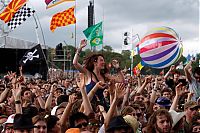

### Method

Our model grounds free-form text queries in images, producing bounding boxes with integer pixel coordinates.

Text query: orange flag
[0,0,27,23]
[50,6,76,32]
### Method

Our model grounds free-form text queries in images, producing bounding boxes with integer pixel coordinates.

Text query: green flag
[83,22,103,46]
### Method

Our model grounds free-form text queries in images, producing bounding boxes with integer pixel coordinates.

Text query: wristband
[15,100,21,104]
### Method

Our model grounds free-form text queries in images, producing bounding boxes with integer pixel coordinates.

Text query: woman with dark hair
[32,115,47,133]
[73,39,124,104]
[143,109,173,133]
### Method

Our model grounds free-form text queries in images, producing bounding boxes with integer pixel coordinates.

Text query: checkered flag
[7,4,35,30]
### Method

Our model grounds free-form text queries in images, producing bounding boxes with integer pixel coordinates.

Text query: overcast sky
[0,0,199,56]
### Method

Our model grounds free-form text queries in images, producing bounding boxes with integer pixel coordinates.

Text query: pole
[130,29,133,76]
[33,14,40,44]
[64,48,66,72]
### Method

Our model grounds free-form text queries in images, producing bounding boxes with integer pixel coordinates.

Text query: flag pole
[73,0,77,79]
[131,28,133,76]
[33,14,40,44]
[101,7,104,54]
[33,14,49,79]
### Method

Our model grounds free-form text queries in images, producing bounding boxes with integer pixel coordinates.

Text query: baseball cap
[3,114,15,125]
[184,101,200,110]
[155,97,171,107]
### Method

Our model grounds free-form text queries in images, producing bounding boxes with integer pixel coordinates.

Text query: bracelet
[15,100,21,104]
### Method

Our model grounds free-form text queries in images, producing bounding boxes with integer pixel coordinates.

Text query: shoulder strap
[92,71,99,82]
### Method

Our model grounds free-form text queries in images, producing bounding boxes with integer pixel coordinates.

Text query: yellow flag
[137,62,144,70]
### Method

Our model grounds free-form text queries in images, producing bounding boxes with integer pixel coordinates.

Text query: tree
[103,45,113,52]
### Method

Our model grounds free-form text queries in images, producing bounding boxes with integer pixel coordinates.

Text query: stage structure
[0,36,48,79]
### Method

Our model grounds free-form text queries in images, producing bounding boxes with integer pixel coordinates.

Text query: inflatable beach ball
[138,27,183,69]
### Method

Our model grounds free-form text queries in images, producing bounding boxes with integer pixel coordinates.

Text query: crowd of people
[0,39,200,133]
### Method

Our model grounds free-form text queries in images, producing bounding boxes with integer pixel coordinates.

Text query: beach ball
[138,27,183,69]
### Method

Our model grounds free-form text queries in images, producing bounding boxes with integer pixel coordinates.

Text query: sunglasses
[88,122,99,126]
[190,108,198,111]
[75,122,88,128]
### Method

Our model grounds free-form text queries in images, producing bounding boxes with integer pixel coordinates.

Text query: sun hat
[123,115,139,133]
[169,110,185,127]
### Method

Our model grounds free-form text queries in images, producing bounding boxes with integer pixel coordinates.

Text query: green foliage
[49,44,200,74]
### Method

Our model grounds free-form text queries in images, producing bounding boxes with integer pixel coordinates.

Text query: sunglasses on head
[75,122,88,128]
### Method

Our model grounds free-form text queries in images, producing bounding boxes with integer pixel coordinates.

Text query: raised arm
[32,86,45,109]
[12,82,22,114]
[170,83,184,110]
[137,76,151,93]
[184,61,193,83]
[79,73,93,115]
[45,83,56,111]
[164,65,175,80]
[60,94,77,126]
[0,84,10,103]
[73,39,88,74]
[104,83,126,129]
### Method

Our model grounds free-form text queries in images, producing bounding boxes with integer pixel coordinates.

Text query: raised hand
[115,83,126,99]
[169,65,175,72]
[175,83,185,96]
[68,93,78,104]
[79,39,87,49]
[12,82,22,101]
[145,75,152,83]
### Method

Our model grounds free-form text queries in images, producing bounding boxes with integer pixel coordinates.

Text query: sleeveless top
[85,72,104,103]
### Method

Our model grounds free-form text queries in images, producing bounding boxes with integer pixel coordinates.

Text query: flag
[83,22,103,46]
[50,6,76,32]
[19,44,45,66]
[132,34,138,44]
[137,62,144,70]
[131,47,139,56]
[7,4,35,30]
[45,0,75,9]
[0,0,27,23]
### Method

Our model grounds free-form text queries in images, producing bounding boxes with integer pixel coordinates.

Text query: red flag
[0,0,27,23]
[50,6,76,32]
